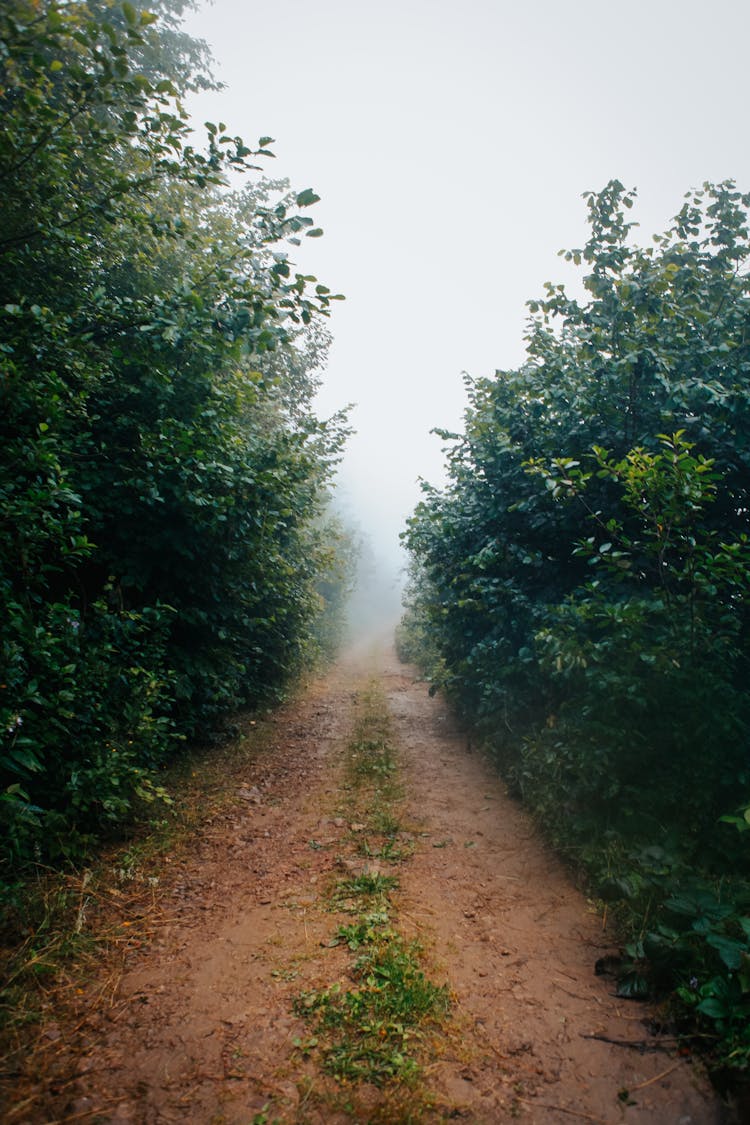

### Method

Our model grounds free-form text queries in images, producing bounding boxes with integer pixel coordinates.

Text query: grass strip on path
[292,679,449,1116]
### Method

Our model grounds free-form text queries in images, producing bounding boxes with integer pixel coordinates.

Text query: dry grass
[0,704,283,1121]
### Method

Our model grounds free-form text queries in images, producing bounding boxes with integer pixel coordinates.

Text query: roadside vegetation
[0,0,354,886]
[0,702,287,1118]
[400,181,750,1080]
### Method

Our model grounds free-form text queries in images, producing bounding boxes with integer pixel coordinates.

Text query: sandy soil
[6,643,728,1124]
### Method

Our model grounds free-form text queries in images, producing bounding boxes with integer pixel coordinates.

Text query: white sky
[182,0,750,574]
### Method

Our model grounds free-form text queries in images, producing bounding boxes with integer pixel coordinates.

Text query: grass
[292,679,450,1108]
[334,871,400,904]
[294,929,449,1085]
[0,706,283,1119]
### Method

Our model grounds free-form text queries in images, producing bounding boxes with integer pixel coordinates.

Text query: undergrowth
[583,836,750,1077]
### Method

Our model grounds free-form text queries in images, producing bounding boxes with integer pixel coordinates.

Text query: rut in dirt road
[13,645,725,1124]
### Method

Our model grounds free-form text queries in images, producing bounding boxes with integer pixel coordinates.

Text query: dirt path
[9,644,725,1124]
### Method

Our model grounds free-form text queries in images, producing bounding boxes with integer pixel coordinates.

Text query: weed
[370,809,402,836]
[0,874,102,1031]
[336,911,391,949]
[295,930,447,1086]
[355,936,449,1022]
[271,967,300,982]
[250,1107,282,1125]
[293,679,449,1097]
[335,871,399,902]
[359,836,412,863]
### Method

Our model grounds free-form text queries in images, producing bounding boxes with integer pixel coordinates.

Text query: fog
[183,0,750,594]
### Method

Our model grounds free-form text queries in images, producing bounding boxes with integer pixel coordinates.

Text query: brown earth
[3,642,729,1124]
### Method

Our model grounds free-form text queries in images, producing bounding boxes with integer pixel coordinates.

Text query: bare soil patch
[2,643,726,1124]
[383,653,724,1123]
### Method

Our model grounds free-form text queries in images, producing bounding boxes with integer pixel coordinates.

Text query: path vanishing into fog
[14,643,724,1124]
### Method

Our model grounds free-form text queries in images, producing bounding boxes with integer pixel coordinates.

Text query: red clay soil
[3,643,729,1124]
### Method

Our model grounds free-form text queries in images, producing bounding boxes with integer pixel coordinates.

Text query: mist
[182,0,750,612]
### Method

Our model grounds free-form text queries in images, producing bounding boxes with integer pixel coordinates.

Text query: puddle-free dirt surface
[6,643,726,1123]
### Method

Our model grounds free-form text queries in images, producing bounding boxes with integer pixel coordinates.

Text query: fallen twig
[47,1096,132,1124]
[553,980,602,1004]
[580,1032,673,1051]
[516,1098,605,1123]
[629,1060,683,1091]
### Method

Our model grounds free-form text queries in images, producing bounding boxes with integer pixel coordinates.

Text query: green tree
[0,0,347,869]
[403,180,750,837]
[402,181,750,1068]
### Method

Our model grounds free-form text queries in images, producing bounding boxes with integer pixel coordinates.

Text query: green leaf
[697,996,728,1021]
[296,188,320,207]
[616,972,650,999]
[706,934,746,971]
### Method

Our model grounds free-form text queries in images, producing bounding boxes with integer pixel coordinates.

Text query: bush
[401,182,750,1072]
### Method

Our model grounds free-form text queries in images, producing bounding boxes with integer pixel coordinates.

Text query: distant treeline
[400,181,750,1074]
[0,0,354,874]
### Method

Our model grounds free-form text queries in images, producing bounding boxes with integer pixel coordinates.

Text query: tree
[402,181,750,840]
[402,182,750,1066]
[0,1,347,868]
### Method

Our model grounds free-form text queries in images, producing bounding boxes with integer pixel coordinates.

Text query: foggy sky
[183,0,750,577]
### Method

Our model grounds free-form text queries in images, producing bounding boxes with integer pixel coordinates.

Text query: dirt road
[11,644,725,1123]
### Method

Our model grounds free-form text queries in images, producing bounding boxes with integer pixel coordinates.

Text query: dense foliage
[401,181,750,1070]
[0,0,351,871]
